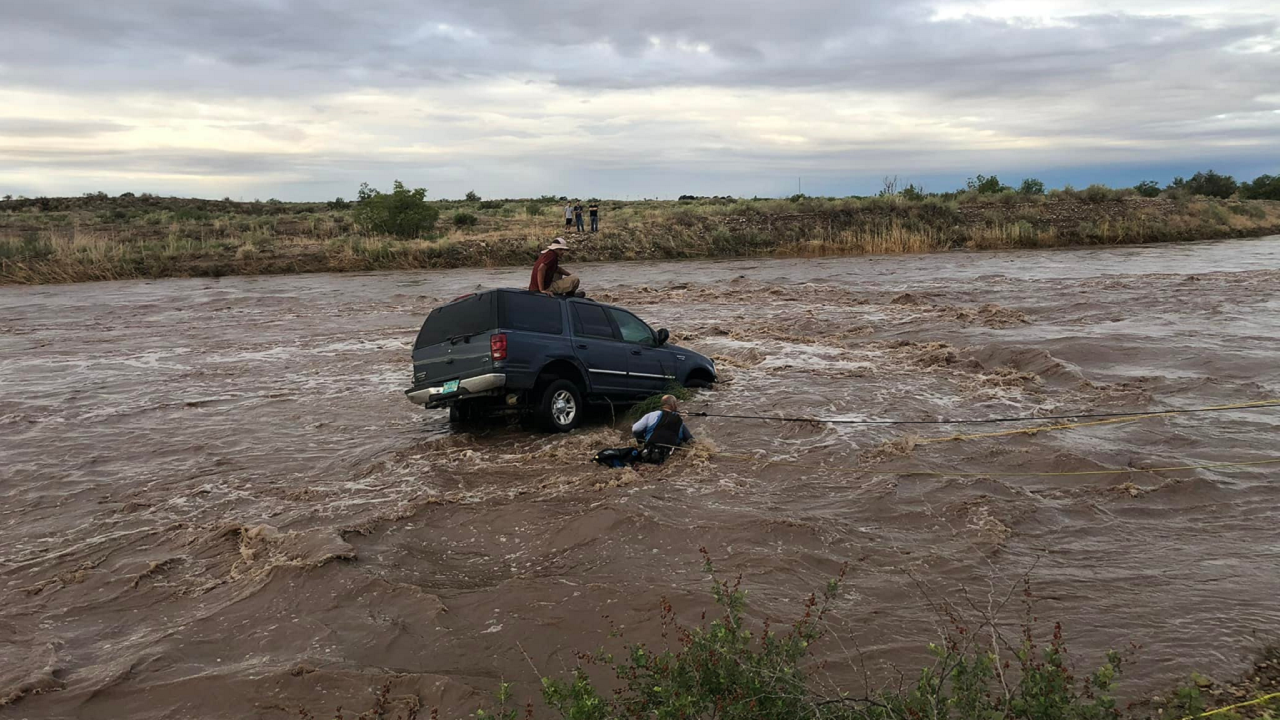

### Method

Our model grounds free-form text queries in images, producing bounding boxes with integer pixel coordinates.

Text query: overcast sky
[1,0,1278,200]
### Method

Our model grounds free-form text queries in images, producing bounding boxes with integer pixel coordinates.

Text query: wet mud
[2,239,1279,718]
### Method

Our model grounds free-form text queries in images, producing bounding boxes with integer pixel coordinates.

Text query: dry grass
[3,196,1279,285]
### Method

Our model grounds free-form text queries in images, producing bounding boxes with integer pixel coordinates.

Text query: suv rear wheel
[537,379,583,433]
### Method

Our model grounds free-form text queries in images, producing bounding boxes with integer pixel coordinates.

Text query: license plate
[442,380,460,394]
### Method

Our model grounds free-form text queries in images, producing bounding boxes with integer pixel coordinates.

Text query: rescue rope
[690,451,1280,479]
[687,399,1280,428]
[1175,691,1280,720]
[918,399,1280,445]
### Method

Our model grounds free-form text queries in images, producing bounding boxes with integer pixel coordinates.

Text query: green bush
[452,211,479,228]
[1081,184,1116,203]
[966,174,1011,194]
[1134,181,1162,198]
[900,184,927,201]
[465,190,480,202]
[1241,174,1280,200]
[478,200,505,210]
[1018,178,1046,196]
[478,554,1130,720]
[1169,170,1238,199]
[525,203,543,217]
[352,181,439,238]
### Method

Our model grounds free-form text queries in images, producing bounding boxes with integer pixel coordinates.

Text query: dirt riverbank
[2,195,1279,284]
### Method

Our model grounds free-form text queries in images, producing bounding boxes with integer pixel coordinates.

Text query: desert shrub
[477,200,505,210]
[966,174,1011,194]
[1229,203,1266,219]
[352,181,439,238]
[1240,174,1280,200]
[1048,185,1079,202]
[452,211,478,228]
[1080,184,1116,203]
[1170,170,1238,199]
[327,197,350,210]
[173,208,211,222]
[1199,202,1232,226]
[465,190,480,202]
[1018,178,1046,196]
[627,384,694,421]
[1134,180,1162,198]
[900,184,927,201]
[525,203,543,217]
[478,554,1129,720]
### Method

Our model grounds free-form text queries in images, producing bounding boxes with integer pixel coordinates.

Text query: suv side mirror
[656,328,670,346]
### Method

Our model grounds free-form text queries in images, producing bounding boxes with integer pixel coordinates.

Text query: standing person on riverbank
[589,202,599,232]
[574,202,585,232]
[564,202,573,229]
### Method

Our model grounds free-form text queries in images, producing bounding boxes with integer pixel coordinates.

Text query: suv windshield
[414,293,495,349]
[608,309,655,346]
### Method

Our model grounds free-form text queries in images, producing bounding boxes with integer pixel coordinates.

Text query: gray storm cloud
[0,0,1277,199]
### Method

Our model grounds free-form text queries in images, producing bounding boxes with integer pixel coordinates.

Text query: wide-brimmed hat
[546,237,570,251]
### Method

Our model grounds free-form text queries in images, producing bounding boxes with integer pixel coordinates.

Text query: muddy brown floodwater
[3,238,1280,719]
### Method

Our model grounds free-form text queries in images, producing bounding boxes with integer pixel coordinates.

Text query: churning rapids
[3,238,1280,719]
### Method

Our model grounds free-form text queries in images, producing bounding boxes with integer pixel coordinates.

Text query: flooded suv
[405,289,717,432]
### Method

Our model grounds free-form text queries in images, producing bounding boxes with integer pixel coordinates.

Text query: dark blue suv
[405,289,717,431]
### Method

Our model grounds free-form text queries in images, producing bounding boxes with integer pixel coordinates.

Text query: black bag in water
[592,447,640,469]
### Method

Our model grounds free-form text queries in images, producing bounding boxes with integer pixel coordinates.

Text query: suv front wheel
[536,379,583,433]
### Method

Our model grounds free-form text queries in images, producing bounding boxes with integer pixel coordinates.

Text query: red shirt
[529,251,559,291]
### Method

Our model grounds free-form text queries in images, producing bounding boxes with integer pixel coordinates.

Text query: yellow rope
[1174,691,1280,720]
[704,451,1280,479]
[918,399,1280,445]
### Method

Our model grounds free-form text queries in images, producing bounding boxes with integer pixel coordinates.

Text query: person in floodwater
[632,395,694,464]
[529,237,581,297]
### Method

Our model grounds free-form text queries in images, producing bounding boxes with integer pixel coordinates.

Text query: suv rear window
[414,293,496,349]
[501,292,564,335]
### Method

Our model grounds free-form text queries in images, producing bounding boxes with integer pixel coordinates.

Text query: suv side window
[502,293,564,335]
[608,309,655,346]
[572,303,616,340]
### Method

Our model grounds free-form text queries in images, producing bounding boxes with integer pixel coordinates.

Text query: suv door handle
[576,343,588,349]
[630,349,642,356]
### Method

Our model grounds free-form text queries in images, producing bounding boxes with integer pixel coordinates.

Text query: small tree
[465,190,480,202]
[353,181,439,238]
[1134,180,1162,198]
[1018,178,1046,196]
[1,194,11,202]
[967,174,1010,194]
[1241,174,1280,200]
[1171,170,1238,199]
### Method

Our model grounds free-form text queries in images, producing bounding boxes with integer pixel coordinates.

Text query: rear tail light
[490,333,507,362]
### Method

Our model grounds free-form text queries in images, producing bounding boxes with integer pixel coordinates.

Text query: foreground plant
[477,551,1129,720]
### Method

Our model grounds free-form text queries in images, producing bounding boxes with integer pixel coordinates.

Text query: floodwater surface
[2,239,1280,718]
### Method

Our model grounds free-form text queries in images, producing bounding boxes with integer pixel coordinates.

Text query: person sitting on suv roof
[529,237,581,297]
[631,395,694,464]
